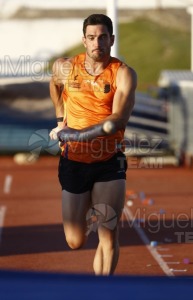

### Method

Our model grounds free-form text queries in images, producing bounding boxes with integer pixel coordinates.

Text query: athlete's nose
[94,37,101,48]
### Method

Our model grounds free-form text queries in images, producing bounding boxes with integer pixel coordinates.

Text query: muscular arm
[50,78,64,121]
[49,58,72,139]
[106,64,137,130]
[50,58,70,123]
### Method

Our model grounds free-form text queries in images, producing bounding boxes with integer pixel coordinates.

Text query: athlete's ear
[82,36,87,48]
[110,35,115,47]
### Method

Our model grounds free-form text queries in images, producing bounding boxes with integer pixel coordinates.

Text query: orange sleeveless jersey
[61,53,125,163]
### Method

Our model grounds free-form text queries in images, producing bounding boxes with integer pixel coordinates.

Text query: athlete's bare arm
[50,81,64,120]
[106,63,137,129]
[49,58,72,139]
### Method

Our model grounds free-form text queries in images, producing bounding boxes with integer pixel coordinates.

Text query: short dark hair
[83,14,113,37]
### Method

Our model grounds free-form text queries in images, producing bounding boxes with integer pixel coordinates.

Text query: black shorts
[58,152,127,194]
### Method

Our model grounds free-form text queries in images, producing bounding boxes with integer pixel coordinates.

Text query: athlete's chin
[91,53,105,61]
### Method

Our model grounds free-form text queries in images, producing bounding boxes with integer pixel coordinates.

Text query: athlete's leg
[62,190,91,249]
[91,179,125,275]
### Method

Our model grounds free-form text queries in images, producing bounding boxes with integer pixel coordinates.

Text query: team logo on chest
[68,74,81,90]
[104,83,111,93]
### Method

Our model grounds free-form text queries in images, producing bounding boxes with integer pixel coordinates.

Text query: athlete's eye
[88,36,95,41]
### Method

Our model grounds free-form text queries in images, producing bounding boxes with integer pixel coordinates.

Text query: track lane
[0,155,193,276]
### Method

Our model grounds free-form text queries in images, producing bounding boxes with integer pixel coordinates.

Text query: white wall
[0,0,192,77]
[0,0,193,18]
[0,19,83,59]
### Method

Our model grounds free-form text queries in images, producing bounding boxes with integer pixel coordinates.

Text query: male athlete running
[49,14,137,275]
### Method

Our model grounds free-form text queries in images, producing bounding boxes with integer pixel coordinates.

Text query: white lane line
[123,206,174,277]
[3,175,12,194]
[159,254,173,258]
[0,206,7,243]
[170,269,187,273]
[157,247,170,251]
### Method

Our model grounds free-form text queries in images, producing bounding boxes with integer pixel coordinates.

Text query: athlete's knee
[65,234,86,250]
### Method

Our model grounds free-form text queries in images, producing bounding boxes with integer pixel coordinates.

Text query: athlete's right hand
[49,124,66,140]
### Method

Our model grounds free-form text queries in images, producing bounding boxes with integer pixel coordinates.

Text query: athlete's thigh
[62,190,91,234]
[91,180,126,220]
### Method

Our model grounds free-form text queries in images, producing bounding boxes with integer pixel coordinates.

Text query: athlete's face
[82,24,114,61]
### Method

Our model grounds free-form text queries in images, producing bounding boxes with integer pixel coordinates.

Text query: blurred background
[0,0,193,166]
[1,2,193,292]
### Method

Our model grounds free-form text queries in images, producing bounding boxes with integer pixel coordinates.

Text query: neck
[84,53,111,76]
